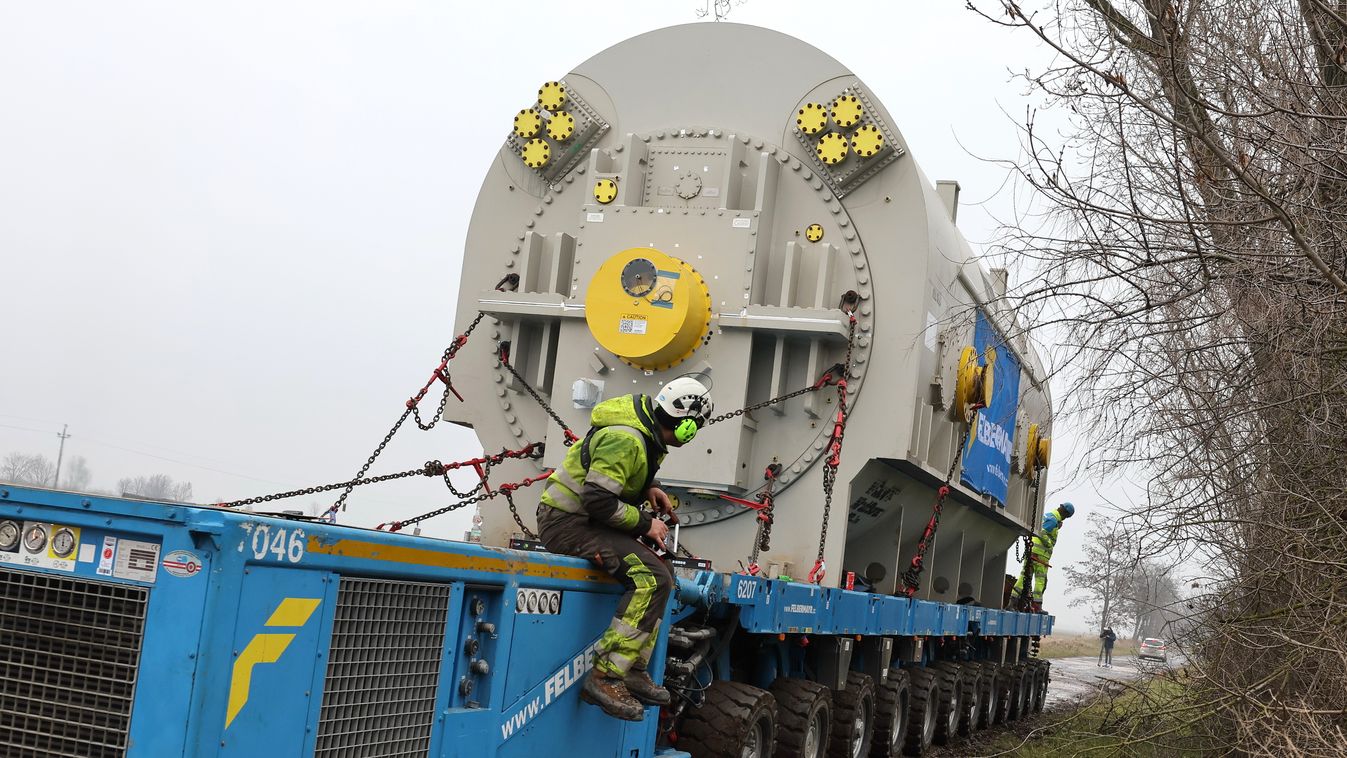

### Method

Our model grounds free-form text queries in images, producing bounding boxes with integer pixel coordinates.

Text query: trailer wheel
[975,663,998,730]
[902,667,938,756]
[1030,661,1050,713]
[957,664,982,735]
[930,663,962,746]
[993,665,1013,724]
[870,669,909,758]
[829,671,874,758]
[1004,665,1027,722]
[679,680,777,758]
[769,677,832,758]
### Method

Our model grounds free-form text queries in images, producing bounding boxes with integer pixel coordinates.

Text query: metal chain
[329,312,487,516]
[705,363,845,426]
[503,489,537,540]
[808,319,857,584]
[217,460,445,509]
[746,463,783,570]
[383,469,550,533]
[497,342,579,445]
[900,420,975,597]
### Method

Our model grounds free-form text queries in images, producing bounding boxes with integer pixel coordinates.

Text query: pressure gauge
[51,528,77,559]
[0,520,19,551]
[621,258,658,297]
[23,523,48,554]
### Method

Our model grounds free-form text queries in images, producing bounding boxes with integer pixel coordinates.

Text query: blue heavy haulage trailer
[0,485,1051,758]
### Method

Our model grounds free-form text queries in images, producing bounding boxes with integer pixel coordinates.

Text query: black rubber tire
[1031,660,1050,713]
[903,667,938,756]
[930,663,962,746]
[957,665,982,736]
[829,671,875,758]
[770,677,832,758]
[680,680,778,758]
[1004,665,1027,723]
[870,669,909,758]
[993,665,1014,725]
[975,663,998,730]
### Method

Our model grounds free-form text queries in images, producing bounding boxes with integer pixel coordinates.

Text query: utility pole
[53,424,70,488]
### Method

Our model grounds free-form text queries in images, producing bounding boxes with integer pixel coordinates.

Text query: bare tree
[118,474,193,503]
[1063,512,1134,631]
[62,456,92,491]
[0,453,56,486]
[971,0,1347,752]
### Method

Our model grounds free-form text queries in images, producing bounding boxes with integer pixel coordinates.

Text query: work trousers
[1099,645,1114,665]
[1012,561,1049,602]
[537,504,672,677]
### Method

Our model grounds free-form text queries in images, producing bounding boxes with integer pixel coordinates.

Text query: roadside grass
[955,670,1214,757]
[1035,634,1138,660]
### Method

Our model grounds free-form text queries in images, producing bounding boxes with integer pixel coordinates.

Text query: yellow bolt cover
[513,108,542,139]
[1024,424,1051,475]
[585,247,712,371]
[796,102,828,135]
[546,110,576,141]
[952,345,995,424]
[850,123,884,158]
[538,81,566,111]
[830,94,864,129]
[594,178,618,204]
[805,223,824,242]
[521,138,551,169]
[815,132,850,165]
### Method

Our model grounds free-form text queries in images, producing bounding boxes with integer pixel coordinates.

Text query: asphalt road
[1046,654,1170,706]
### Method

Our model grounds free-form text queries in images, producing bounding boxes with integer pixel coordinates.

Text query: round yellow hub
[546,110,576,141]
[513,108,542,139]
[538,81,566,111]
[585,248,712,371]
[796,102,828,135]
[805,223,824,242]
[521,138,551,168]
[850,124,884,157]
[594,178,618,204]
[830,94,864,128]
[816,132,850,165]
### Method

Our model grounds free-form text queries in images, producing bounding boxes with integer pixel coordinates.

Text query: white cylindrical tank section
[449,24,1053,604]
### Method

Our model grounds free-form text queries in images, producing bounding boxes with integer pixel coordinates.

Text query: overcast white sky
[0,1,1125,631]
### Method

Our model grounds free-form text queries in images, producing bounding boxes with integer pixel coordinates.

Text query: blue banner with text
[959,310,1021,506]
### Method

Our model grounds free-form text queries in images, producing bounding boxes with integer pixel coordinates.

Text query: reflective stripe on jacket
[540,394,667,533]
[1031,505,1070,563]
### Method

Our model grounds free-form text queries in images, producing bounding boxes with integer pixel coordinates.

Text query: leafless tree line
[971,0,1347,753]
[1062,511,1186,639]
[1,450,193,502]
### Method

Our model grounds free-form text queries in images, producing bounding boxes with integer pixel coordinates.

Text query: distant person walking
[1097,627,1117,667]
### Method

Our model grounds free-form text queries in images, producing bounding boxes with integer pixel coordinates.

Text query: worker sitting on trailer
[1011,502,1075,612]
[536,375,713,721]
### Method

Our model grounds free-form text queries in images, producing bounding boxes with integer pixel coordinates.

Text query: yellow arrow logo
[225,597,321,728]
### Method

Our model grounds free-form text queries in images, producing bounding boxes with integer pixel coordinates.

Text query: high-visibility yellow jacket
[1030,505,1070,566]
[540,394,666,535]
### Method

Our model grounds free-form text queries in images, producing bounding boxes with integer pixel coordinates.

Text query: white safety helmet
[655,375,714,443]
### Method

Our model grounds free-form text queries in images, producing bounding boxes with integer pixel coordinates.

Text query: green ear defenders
[674,417,700,444]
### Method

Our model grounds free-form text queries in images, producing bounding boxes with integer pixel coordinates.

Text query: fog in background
[0,2,1110,632]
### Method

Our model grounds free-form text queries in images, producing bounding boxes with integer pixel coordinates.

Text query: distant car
[1138,637,1168,661]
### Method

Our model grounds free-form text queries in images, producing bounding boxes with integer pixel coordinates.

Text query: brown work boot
[624,668,671,706]
[580,670,645,721]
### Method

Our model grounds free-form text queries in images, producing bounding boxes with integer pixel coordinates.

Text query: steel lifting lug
[495,273,520,292]
[497,341,511,364]
[764,462,782,480]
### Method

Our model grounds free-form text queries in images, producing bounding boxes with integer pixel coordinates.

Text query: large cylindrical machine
[450,23,1053,605]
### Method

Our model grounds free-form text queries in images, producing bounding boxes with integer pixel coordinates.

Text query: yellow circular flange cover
[805,223,824,242]
[521,138,551,169]
[952,345,996,423]
[1024,423,1041,475]
[585,247,712,371]
[1037,436,1051,469]
[513,108,542,139]
[816,132,850,165]
[850,124,884,158]
[546,110,576,141]
[594,178,618,204]
[831,94,864,129]
[796,102,828,135]
[538,81,566,111]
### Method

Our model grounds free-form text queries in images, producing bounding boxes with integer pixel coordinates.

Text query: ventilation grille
[0,567,148,758]
[314,577,451,758]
